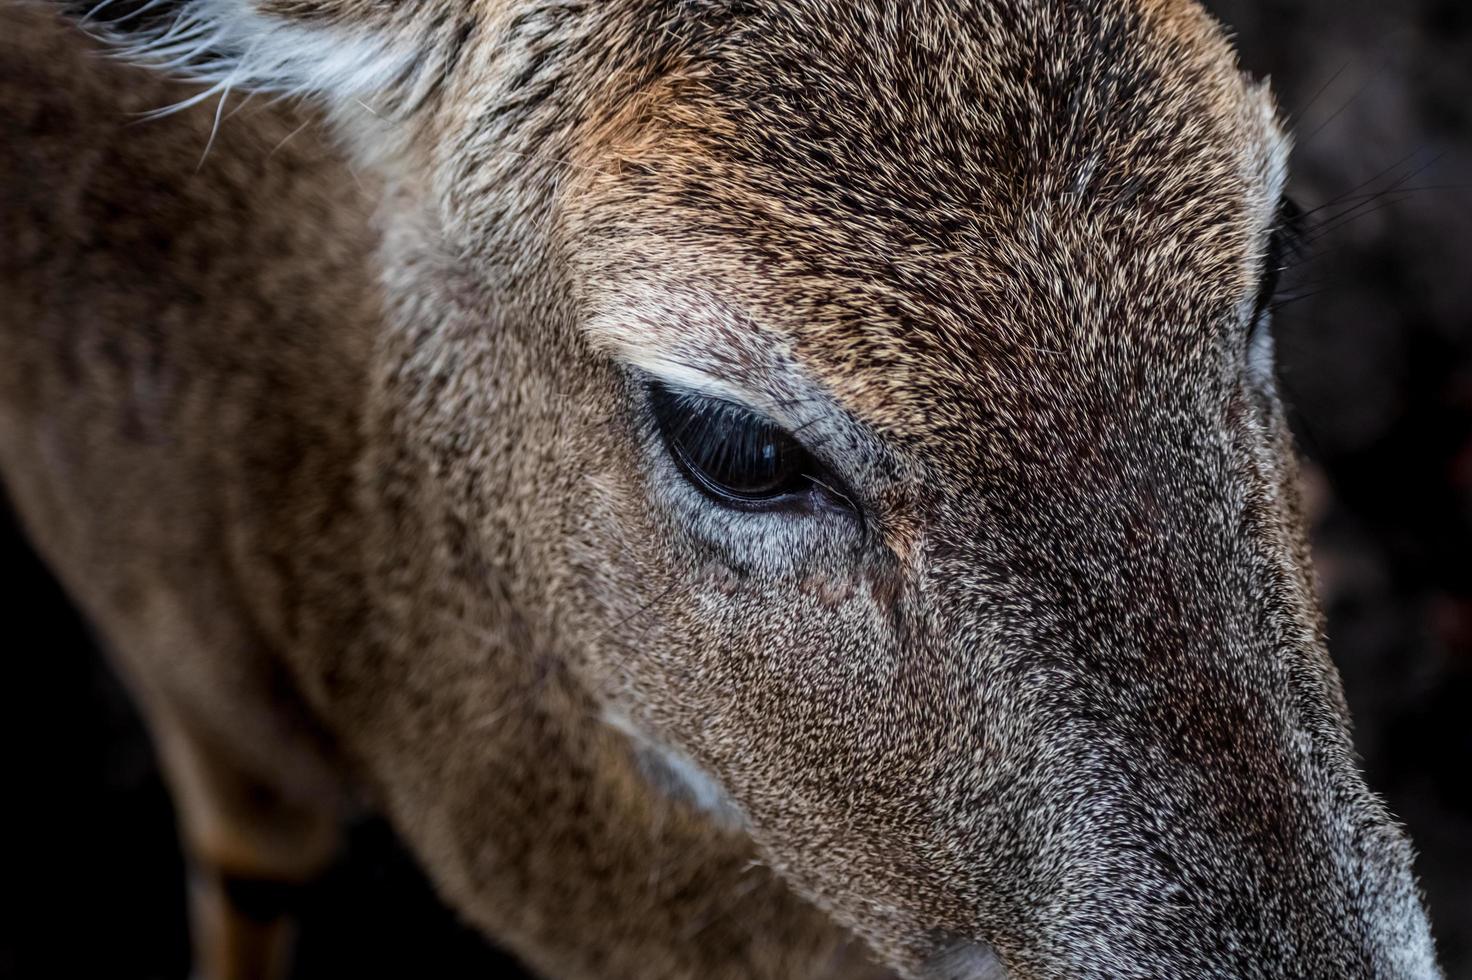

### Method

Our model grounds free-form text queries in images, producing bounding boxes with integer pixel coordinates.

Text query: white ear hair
[73,0,438,110]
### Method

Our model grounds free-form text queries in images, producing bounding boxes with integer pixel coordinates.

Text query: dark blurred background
[2,1,1469,977]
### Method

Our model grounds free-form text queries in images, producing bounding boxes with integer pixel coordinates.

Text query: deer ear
[67,0,465,113]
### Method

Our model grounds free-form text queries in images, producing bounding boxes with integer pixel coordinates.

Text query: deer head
[75,0,1441,976]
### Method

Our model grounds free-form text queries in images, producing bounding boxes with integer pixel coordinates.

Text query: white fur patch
[582,283,771,400]
[602,710,746,827]
[922,941,1011,980]
[84,0,417,105]
[582,283,798,415]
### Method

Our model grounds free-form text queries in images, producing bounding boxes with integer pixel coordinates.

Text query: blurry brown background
[2,1,1469,977]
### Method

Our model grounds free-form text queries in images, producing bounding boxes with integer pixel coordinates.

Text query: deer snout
[884,438,1446,979]
[900,681,1442,980]
[897,783,1438,979]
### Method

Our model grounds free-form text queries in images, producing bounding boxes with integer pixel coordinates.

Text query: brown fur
[0,1,1442,978]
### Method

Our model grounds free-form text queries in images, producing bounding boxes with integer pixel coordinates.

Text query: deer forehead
[560,0,1289,439]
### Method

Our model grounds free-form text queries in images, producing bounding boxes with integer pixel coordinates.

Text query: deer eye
[647,382,835,509]
[1251,197,1305,332]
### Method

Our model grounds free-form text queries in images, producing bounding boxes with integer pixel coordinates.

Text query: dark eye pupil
[649,383,811,503]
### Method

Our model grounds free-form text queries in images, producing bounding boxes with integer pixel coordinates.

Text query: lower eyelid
[1246,318,1276,383]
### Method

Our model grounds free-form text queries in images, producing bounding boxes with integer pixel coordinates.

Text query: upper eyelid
[645,378,827,455]
[652,384,820,469]
[677,390,842,479]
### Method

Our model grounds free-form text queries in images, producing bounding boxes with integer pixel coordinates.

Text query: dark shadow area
[0,507,530,980]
